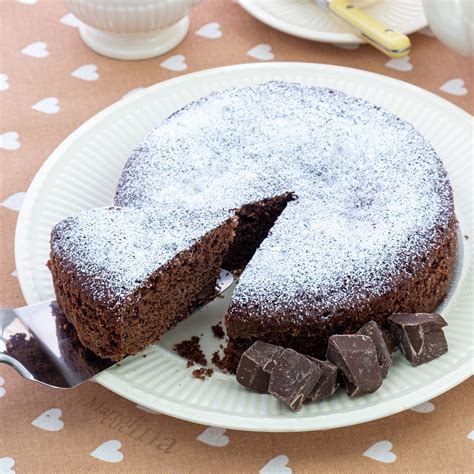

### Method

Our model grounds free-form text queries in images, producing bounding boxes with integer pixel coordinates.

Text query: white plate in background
[239,0,427,44]
[15,63,473,431]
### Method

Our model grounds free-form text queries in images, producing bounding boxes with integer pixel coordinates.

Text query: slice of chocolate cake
[48,206,238,361]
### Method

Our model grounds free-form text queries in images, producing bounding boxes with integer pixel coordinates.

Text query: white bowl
[422,0,474,56]
[64,0,201,60]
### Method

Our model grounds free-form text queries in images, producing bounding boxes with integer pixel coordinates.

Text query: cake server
[0,269,234,389]
[314,0,411,57]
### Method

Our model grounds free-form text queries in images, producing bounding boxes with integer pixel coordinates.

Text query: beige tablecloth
[1,0,473,472]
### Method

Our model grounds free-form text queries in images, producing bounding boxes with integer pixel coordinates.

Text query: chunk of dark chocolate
[305,357,338,401]
[358,321,395,378]
[268,348,322,411]
[326,334,382,397]
[236,341,284,393]
[387,313,448,366]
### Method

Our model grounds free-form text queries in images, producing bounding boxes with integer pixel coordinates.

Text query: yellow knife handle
[330,0,411,58]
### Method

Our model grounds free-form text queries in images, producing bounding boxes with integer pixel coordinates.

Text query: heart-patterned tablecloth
[0,0,472,472]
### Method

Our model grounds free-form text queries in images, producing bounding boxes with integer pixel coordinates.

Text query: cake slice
[48,206,238,361]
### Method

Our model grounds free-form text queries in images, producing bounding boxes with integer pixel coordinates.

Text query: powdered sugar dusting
[115,81,453,313]
[51,206,231,306]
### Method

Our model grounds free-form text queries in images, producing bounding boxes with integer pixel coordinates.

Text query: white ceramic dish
[15,63,473,432]
[64,0,201,60]
[239,0,427,44]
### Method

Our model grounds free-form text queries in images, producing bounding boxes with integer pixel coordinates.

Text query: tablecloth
[1,0,473,472]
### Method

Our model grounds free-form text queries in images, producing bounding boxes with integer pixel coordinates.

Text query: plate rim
[97,360,472,432]
[239,0,428,44]
[15,62,473,432]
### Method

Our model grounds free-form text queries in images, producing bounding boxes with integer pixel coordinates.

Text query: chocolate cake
[115,81,456,372]
[48,206,238,361]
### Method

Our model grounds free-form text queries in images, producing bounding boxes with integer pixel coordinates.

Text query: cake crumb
[464,235,469,240]
[186,360,194,368]
[173,336,207,366]
[192,367,213,380]
[211,350,228,372]
[211,322,225,339]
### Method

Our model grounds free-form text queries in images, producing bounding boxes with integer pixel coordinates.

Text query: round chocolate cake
[115,81,456,370]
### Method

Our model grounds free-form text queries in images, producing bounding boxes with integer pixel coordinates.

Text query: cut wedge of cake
[48,194,292,361]
[48,206,238,361]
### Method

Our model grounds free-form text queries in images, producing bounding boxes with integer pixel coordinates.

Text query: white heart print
[0,74,9,92]
[71,64,99,81]
[160,55,188,72]
[0,132,20,150]
[32,408,64,431]
[440,79,468,96]
[17,0,37,4]
[11,270,18,278]
[247,44,274,61]
[259,455,292,474]
[90,440,124,463]
[21,41,49,58]
[196,22,222,39]
[0,376,6,397]
[467,430,474,441]
[31,97,60,114]
[410,401,435,413]
[385,56,413,72]
[363,440,397,463]
[60,13,81,28]
[0,457,15,474]
[196,427,229,447]
[1,192,26,211]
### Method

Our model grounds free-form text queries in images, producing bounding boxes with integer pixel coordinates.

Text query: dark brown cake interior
[223,192,295,271]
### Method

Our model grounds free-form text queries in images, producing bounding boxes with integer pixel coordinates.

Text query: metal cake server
[0,269,234,389]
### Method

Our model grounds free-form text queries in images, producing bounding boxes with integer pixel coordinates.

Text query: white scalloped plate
[239,0,427,44]
[15,63,473,432]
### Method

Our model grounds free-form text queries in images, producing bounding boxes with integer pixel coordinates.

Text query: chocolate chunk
[387,313,448,366]
[305,357,338,401]
[358,321,395,378]
[326,335,382,397]
[268,349,322,411]
[236,341,284,393]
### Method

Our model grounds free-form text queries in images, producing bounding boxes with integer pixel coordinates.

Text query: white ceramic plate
[16,63,473,432]
[240,0,427,44]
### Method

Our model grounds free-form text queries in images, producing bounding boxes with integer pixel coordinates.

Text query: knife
[315,0,411,57]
